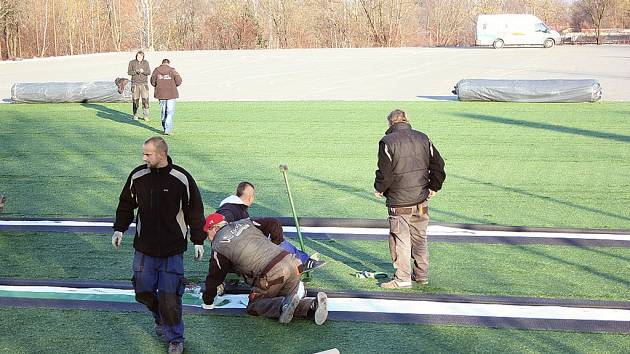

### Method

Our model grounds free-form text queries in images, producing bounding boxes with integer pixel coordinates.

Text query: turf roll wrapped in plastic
[11,80,131,103]
[453,79,602,103]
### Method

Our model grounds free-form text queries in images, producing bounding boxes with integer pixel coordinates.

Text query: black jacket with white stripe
[374,122,446,207]
[114,156,206,257]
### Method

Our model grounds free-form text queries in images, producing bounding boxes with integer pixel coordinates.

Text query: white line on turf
[3,220,628,241]
[2,285,629,322]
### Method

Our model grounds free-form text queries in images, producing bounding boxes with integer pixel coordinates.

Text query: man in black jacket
[374,109,446,289]
[112,136,205,354]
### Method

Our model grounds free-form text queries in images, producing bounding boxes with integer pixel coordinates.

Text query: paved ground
[1,45,629,102]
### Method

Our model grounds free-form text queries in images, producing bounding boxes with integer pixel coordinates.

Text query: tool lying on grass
[354,271,388,279]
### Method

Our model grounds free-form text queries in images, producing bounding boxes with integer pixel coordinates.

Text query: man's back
[376,122,440,207]
[211,219,284,277]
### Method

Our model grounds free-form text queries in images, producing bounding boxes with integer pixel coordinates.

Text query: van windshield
[534,22,548,32]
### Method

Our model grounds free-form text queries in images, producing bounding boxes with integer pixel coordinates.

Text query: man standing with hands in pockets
[374,109,446,289]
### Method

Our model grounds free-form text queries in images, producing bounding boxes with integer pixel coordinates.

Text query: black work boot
[168,341,184,354]
[278,294,300,324]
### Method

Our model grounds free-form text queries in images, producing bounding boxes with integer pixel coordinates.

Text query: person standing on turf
[127,50,151,121]
[217,181,325,272]
[201,213,328,325]
[150,59,182,135]
[112,136,205,354]
[374,109,446,289]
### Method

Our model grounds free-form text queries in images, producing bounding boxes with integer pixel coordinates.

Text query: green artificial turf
[1,232,628,302]
[0,101,629,228]
[0,308,628,354]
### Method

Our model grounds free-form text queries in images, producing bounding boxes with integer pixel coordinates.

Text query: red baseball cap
[203,212,225,232]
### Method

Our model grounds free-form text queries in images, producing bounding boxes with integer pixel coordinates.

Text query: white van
[476,14,561,48]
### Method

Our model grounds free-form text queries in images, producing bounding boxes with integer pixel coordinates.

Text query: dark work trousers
[387,201,430,283]
[246,254,315,320]
[131,83,149,115]
[132,250,185,343]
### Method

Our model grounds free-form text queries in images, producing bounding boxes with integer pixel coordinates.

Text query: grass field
[1,308,629,354]
[1,101,630,353]
[1,101,629,228]
[1,232,628,301]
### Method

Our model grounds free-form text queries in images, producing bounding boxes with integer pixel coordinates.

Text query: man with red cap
[201,212,328,325]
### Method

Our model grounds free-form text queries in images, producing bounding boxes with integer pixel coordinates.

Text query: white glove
[201,295,228,310]
[112,231,123,250]
[194,244,204,260]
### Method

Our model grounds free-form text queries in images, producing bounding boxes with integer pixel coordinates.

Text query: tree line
[1,0,629,60]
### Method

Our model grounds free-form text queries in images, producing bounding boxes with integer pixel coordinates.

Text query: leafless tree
[576,0,615,44]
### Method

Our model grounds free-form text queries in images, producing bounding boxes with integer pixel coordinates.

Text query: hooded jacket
[374,122,446,207]
[216,195,249,222]
[114,156,205,257]
[150,64,182,99]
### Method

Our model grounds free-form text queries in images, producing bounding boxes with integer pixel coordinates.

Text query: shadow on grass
[452,174,630,224]
[303,238,390,274]
[509,241,630,288]
[81,103,163,134]
[452,112,630,143]
[292,172,493,224]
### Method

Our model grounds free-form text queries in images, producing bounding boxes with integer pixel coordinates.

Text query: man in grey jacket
[127,50,151,121]
[374,109,446,289]
[201,213,328,325]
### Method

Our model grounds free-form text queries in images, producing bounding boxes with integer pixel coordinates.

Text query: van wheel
[492,39,504,49]
[543,39,554,48]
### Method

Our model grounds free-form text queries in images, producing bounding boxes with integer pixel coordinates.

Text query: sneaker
[313,292,328,325]
[380,279,412,289]
[278,294,300,324]
[154,323,164,338]
[310,252,321,261]
[132,115,139,121]
[302,259,326,273]
[168,341,184,354]
[143,116,150,122]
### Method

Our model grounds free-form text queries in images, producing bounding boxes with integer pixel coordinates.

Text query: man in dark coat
[374,109,446,289]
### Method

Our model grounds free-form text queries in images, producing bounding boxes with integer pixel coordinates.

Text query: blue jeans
[159,99,176,134]
[280,240,309,264]
[132,251,185,343]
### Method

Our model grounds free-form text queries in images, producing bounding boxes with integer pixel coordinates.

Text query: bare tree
[106,0,123,51]
[576,0,615,44]
[421,0,472,46]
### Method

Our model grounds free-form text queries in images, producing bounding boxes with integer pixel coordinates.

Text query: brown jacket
[127,59,150,84]
[150,64,182,99]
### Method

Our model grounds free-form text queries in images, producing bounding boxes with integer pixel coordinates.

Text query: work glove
[112,231,123,250]
[201,295,229,310]
[194,244,204,260]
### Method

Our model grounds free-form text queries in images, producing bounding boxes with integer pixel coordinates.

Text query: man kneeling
[201,213,328,325]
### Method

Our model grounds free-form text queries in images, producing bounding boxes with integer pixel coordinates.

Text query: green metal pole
[279,164,311,281]
[279,164,306,251]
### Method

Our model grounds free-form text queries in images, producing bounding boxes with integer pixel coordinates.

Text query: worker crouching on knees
[201,213,328,325]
